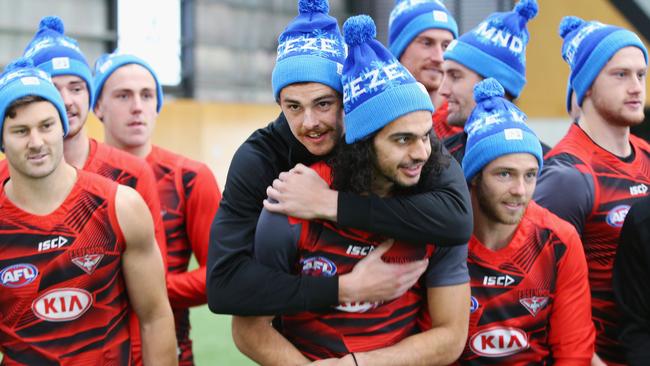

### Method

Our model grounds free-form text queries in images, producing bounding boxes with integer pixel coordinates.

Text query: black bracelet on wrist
[351,352,359,366]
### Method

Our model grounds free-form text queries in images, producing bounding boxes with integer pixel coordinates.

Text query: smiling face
[279,82,344,156]
[439,60,483,127]
[2,99,64,180]
[585,46,647,127]
[94,64,158,156]
[400,28,454,95]
[471,153,539,226]
[371,110,433,197]
[52,75,89,139]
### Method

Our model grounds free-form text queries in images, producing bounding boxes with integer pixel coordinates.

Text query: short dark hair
[5,95,47,119]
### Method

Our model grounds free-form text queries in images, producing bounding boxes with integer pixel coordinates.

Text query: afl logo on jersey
[469,327,529,357]
[1,263,38,288]
[32,288,93,322]
[470,296,479,313]
[606,205,630,228]
[301,256,337,277]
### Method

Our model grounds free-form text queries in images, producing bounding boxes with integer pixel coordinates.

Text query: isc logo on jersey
[630,183,648,196]
[32,288,93,322]
[1,263,38,288]
[606,205,630,228]
[37,236,69,252]
[483,275,515,287]
[470,327,529,357]
[301,256,337,277]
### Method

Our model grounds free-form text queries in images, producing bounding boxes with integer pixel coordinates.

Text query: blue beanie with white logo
[443,0,538,98]
[23,16,95,108]
[92,51,164,113]
[342,15,433,144]
[462,78,542,182]
[0,57,69,151]
[559,16,648,111]
[388,0,458,59]
[272,0,346,101]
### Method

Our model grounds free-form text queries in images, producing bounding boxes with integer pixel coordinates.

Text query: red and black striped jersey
[84,138,167,266]
[535,123,650,364]
[0,171,131,365]
[254,162,469,360]
[433,101,463,140]
[146,145,221,365]
[84,138,168,366]
[458,201,594,365]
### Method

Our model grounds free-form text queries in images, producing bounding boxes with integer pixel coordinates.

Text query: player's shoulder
[630,134,650,154]
[526,201,581,244]
[95,141,149,173]
[76,170,120,195]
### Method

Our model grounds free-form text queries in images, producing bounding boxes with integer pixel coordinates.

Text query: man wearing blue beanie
[208,0,472,325]
[436,0,550,164]
[535,16,650,366]
[9,17,171,365]
[0,57,176,365]
[459,78,595,364]
[233,15,469,365]
[387,0,461,139]
[93,49,222,366]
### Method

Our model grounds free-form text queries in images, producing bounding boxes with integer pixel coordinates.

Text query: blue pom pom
[343,15,376,47]
[559,16,585,38]
[514,0,538,21]
[474,78,505,103]
[5,57,35,73]
[298,0,329,14]
[39,16,64,34]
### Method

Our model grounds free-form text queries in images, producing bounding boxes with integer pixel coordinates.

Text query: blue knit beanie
[23,16,95,108]
[559,16,648,111]
[342,15,433,144]
[271,0,346,101]
[92,51,164,113]
[443,0,538,98]
[462,78,542,182]
[388,0,458,59]
[0,57,69,151]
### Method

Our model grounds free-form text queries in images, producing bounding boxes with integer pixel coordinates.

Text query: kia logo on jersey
[301,256,337,277]
[32,288,93,322]
[469,327,529,357]
[606,205,630,228]
[1,263,38,288]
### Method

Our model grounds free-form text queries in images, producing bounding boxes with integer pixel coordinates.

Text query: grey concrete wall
[194,0,348,103]
[0,0,110,70]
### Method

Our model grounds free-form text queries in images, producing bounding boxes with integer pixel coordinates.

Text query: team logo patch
[32,288,93,322]
[519,296,549,317]
[301,256,337,277]
[606,205,630,228]
[469,327,529,357]
[470,296,479,313]
[72,254,104,275]
[1,263,38,288]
